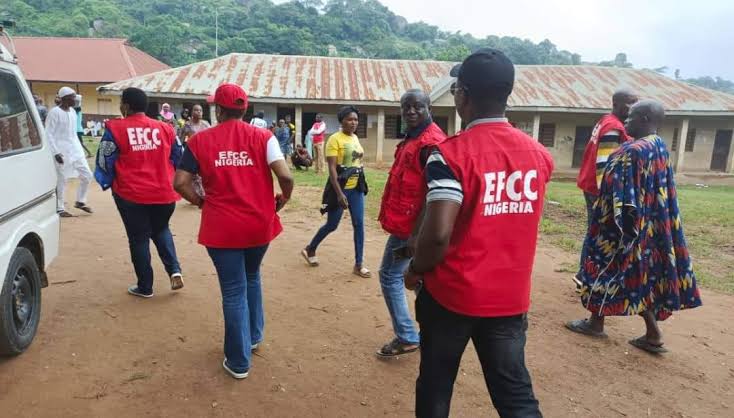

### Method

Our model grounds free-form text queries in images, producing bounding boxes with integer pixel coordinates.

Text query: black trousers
[415,289,542,418]
[113,193,181,294]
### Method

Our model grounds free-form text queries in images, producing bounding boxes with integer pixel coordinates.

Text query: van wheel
[0,247,42,356]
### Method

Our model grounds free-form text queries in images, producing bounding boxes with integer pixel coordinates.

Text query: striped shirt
[425,118,510,205]
[595,129,621,189]
[425,148,463,204]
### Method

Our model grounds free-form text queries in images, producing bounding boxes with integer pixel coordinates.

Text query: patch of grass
[541,181,734,294]
[289,171,734,293]
[553,236,581,253]
[554,262,578,274]
[82,136,99,158]
[291,167,388,221]
[540,217,570,235]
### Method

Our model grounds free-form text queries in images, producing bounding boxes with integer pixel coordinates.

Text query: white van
[0,23,59,355]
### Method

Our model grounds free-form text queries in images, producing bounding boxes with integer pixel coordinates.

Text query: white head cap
[58,86,76,98]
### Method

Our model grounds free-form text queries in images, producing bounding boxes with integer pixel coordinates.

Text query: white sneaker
[170,273,184,290]
[222,359,249,379]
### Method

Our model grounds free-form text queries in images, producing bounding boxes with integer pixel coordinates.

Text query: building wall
[662,117,734,172]
[505,111,601,169]
[29,81,121,121]
[124,91,734,173]
[250,103,278,125]
[250,102,455,163]
[504,111,734,173]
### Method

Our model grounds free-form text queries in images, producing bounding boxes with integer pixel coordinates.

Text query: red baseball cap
[207,83,249,110]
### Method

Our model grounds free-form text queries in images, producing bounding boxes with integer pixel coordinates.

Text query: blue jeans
[113,193,181,294]
[415,289,541,418]
[379,235,420,344]
[577,192,596,278]
[207,245,269,373]
[307,188,365,265]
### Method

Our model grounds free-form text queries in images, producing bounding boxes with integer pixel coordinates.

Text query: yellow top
[325,131,364,190]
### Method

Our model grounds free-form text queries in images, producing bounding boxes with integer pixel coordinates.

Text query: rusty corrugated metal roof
[99,54,734,113]
[99,53,453,103]
[510,65,734,113]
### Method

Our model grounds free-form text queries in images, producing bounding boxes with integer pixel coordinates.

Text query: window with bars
[685,128,696,152]
[539,123,556,147]
[356,113,367,138]
[385,114,404,139]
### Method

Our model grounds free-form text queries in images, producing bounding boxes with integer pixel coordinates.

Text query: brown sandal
[353,266,371,278]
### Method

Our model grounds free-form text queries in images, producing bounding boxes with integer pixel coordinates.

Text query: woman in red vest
[174,84,294,380]
[94,87,184,298]
[310,114,327,173]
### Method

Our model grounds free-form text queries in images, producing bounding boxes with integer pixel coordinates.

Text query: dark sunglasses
[449,82,468,96]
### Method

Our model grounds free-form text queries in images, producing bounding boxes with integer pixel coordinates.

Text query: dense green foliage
[0,0,584,66]
[1,0,732,93]
[679,76,734,94]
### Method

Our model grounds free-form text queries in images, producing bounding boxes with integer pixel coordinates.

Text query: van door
[0,67,57,232]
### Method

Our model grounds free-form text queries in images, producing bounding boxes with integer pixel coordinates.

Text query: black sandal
[565,319,608,338]
[629,336,668,354]
[376,338,419,358]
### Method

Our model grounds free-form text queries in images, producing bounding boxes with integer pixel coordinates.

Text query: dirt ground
[1,183,733,418]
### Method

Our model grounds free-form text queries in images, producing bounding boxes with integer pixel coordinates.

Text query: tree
[295,0,324,10]
[7,0,732,94]
[683,76,734,94]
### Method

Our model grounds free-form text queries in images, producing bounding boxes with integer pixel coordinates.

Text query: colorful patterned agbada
[580,135,702,321]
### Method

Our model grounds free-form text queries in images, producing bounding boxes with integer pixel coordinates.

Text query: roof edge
[500,106,734,116]
[14,36,128,41]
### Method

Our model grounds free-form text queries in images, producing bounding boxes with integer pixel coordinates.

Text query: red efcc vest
[576,114,629,195]
[186,120,282,248]
[379,122,446,239]
[106,114,179,204]
[425,121,554,317]
[311,121,326,144]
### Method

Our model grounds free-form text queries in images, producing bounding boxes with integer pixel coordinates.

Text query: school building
[99,53,734,173]
[13,37,168,121]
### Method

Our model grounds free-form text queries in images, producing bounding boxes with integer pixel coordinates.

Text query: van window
[0,69,42,157]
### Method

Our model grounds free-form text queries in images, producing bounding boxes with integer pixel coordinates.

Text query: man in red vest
[405,49,552,417]
[174,84,294,380]
[574,89,638,290]
[95,87,184,298]
[375,89,446,358]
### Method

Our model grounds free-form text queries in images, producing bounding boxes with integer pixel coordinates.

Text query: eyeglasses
[449,82,468,96]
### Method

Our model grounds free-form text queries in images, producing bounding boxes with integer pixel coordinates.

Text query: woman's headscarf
[160,103,174,121]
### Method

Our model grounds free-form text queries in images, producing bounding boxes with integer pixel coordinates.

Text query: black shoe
[127,285,153,298]
[376,338,419,358]
[57,210,74,218]
[74,202,94,213]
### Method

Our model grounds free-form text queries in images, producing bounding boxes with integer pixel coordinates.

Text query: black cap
[451,48,515,101]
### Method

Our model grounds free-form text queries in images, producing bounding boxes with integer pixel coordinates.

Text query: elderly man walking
[45,86,93,217]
